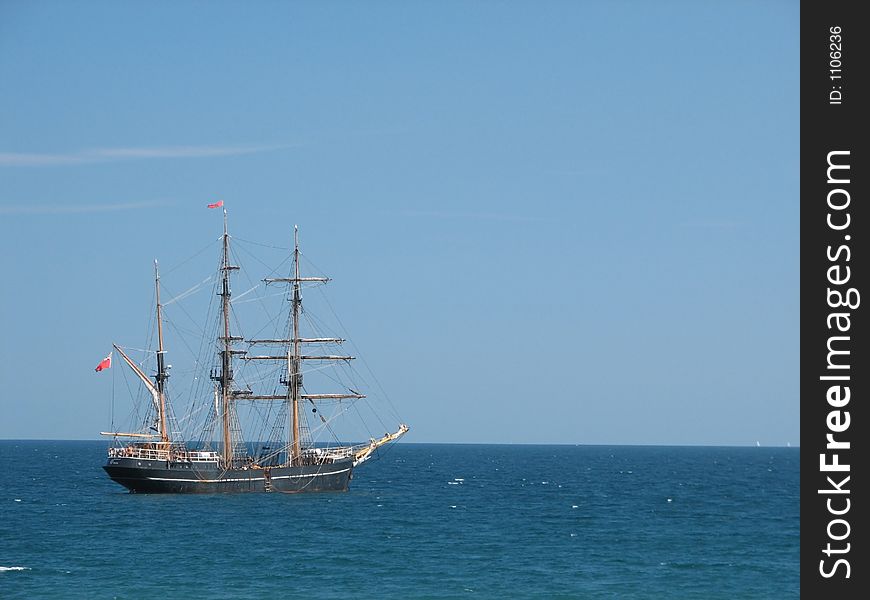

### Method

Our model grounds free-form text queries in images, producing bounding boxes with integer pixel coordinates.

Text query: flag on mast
[207,200,224,209]
[95,353,112,372]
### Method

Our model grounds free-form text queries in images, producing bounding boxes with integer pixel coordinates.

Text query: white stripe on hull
[144,467,351,483]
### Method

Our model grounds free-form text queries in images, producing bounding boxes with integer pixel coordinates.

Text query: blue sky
[0,1,798,445]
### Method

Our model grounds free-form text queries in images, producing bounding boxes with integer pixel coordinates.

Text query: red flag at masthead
[95,353,112,372]
[207,200,224,209]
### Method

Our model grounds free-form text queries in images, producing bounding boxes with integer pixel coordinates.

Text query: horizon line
[0,438,800,448]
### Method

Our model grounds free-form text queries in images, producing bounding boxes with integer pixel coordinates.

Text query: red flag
[95,353,112,372]
[207,200,224,209]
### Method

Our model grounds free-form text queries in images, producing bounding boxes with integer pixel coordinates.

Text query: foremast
[251,226,410,466]
[261,226,343,466]
[290,226,303,465]
[284,225,328,466]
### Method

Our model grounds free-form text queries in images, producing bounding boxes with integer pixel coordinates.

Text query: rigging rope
[314,285,404,425]
[165,237,221,275]
[163,275,214,306]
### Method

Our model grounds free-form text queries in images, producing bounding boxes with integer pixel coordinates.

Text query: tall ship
[100,210,408,493]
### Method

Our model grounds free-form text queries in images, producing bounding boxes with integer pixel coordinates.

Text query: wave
[0,566,30,572]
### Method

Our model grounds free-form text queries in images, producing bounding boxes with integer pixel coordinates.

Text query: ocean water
[0,442,798,599]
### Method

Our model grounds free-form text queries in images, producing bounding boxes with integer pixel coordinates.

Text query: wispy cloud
[0,143,294,167]
[393,209,553,223]
[0,200,169,215]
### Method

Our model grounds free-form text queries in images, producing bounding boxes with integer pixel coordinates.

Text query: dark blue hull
[103,457,353,493]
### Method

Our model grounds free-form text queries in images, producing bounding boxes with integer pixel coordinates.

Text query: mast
[290,225,302,465]
[257,226,400,465]
[154,261,169,443]
[260,227,335,465]
[217,209,238,465]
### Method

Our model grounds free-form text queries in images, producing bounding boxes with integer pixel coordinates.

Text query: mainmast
[216,209,239,465]
[154,261,169,444]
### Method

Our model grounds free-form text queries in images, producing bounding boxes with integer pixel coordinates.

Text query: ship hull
[103,457,353,493]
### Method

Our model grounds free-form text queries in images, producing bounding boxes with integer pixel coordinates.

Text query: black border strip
[802,1,867,595]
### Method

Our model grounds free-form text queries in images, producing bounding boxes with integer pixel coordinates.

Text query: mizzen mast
[154,260,169,444]
[104,264,172,443]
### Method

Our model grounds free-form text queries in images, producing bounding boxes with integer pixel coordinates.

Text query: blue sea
[1,442,798,598]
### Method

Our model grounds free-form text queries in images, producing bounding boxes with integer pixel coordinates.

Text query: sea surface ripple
[0,441,798,599]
